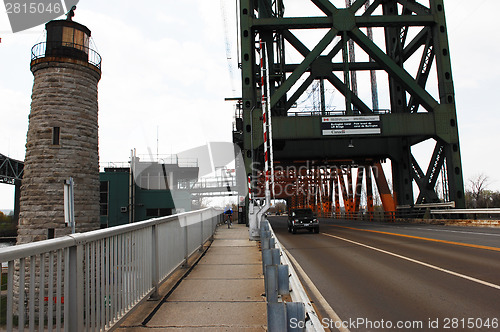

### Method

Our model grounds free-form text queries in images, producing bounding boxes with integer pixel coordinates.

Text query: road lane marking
[390,226,500,237]
[330,225,500,252]
[281,245,350,332]
[321,232,500,291]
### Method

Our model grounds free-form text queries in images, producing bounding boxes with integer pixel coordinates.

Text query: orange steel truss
[253,161,397,220]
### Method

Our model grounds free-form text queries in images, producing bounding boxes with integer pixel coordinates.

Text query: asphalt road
[268,217,500,331]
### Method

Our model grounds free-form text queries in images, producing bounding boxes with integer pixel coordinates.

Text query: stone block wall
[18,60,101,243]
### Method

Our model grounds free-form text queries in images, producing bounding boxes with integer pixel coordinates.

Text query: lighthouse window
[62,27,89,52]
[52,127,60,145]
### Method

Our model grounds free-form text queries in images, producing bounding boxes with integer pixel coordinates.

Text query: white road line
[281,245,350,332]
[321,233,500,291]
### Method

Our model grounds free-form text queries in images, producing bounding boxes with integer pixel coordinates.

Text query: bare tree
[467,173,489,208]
[274,201,287,215]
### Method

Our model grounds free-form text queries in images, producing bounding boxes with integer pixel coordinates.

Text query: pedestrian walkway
[117,223,267,331]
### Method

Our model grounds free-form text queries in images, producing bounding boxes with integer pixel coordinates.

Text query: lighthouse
[17,14,102,244]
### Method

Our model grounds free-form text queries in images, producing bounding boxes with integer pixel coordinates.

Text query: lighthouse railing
[31,41,102,69]
[0,207,223,331]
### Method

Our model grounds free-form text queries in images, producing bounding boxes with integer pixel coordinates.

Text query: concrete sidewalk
[118,223,267,331]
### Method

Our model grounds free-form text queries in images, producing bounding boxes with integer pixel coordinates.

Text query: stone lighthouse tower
[17,16,101,244]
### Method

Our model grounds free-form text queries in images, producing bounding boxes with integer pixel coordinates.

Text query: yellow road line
[329,225,500,252]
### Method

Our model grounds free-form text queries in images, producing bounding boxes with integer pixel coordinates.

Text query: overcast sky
[1,0,499,210]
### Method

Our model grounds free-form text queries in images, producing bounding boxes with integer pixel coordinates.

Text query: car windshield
[293,209,313,217]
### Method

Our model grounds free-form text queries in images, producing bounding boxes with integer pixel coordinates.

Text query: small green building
[99,157,199,228]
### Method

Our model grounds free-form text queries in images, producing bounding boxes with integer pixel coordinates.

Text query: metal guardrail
[332,207,500,222]
[260,219,324,332]
[333,211,399,222]
[396,202,456,210]
[431,208,500,215]
[191,177,236,189]
[135,155,198,168]
[0,208,223,331]
[31,41,102,69]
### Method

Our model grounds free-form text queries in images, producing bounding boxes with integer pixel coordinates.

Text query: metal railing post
[199,212,204,252]
[287,302,306,331]
[151,224,160,300]
[68,244,84,332]
[211,215,215,241]
[278,265,290,296]
[265,265,278,303]
[267,302,286,330]
[6,261,13,331]
[183,217,189,267]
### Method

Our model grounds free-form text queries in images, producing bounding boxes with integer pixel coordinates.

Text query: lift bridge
[0,1,481,330]
[233,0,465,222]
[0,153,23,220]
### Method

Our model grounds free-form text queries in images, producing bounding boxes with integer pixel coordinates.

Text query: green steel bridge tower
[234,0,465,225]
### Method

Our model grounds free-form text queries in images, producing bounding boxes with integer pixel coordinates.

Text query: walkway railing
[0,208,223,331]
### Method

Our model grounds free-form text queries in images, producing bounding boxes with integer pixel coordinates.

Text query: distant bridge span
[0,153,23,185]
[0,153,23,221]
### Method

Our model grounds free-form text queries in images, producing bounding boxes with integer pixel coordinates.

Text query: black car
[288,208,319,234]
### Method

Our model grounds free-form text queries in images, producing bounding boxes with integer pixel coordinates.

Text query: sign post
[64,177,75,234]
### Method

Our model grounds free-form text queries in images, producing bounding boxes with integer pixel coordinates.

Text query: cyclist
[224,207,233,228]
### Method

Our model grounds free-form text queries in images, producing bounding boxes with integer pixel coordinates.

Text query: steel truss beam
[0,153,24,185]
[236,0,465,213]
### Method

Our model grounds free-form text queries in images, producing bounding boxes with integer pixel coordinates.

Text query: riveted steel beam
[270,28,337,108]
[349,28,439,112]
[253,15,435,30]
[350,0,369,13]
